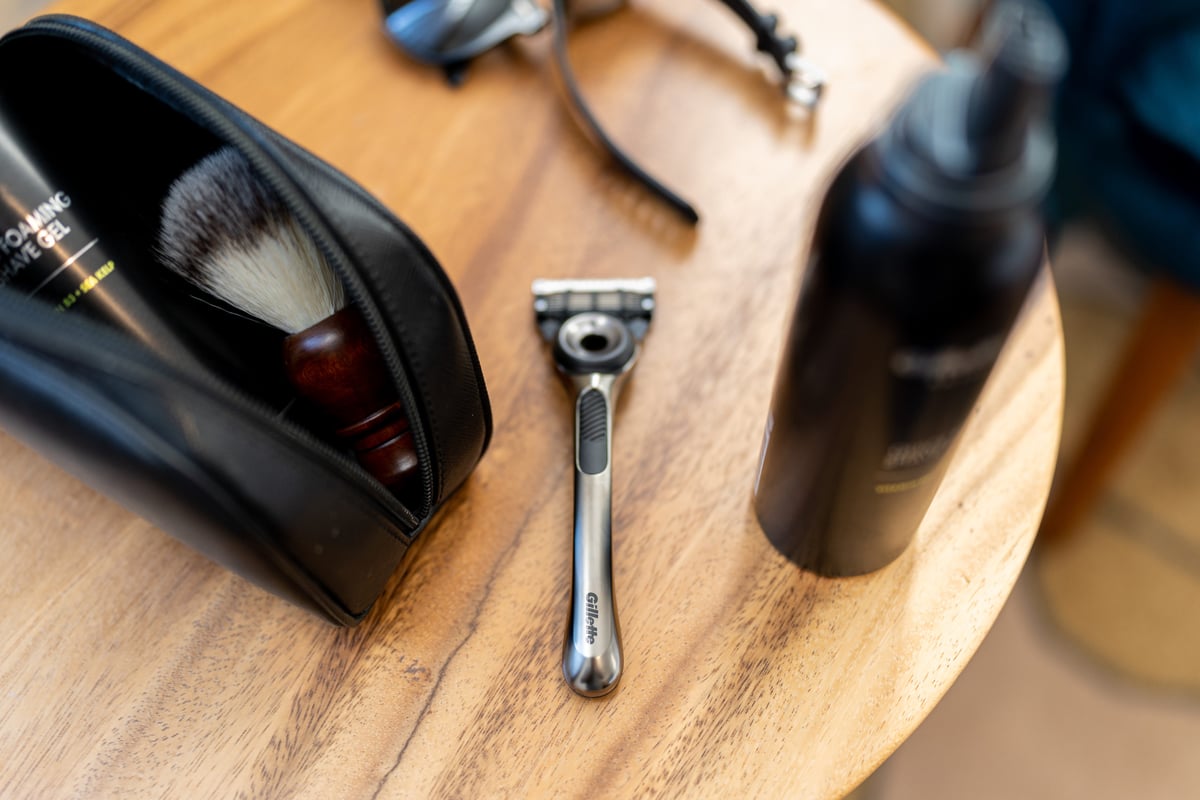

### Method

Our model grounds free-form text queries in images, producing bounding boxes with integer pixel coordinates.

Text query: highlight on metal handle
[533,290,650,698]
[563,375,623,697]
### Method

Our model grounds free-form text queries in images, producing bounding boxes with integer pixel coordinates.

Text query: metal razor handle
[563,374,623,697]
[533,288,652,698]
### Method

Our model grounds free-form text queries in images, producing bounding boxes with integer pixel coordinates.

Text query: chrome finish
[561,367,631,697]
[558,312,630,361]
[785,53,827,109]
[533,277,654,698]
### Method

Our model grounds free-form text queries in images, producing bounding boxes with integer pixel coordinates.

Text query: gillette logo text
[585,592,600,644]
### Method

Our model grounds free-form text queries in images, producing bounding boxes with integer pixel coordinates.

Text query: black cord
[550,0,700,225]
[716,0,799,77]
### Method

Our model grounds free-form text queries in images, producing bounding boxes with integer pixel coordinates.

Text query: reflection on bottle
[0,119,200,363]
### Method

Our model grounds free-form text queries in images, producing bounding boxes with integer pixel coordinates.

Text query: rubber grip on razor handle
[281,305,419,493]
[563,383,622,697]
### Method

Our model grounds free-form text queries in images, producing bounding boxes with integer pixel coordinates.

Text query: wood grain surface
[0,0,1064,797]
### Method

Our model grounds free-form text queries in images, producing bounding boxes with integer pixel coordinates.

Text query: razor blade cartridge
[532,277,655,341]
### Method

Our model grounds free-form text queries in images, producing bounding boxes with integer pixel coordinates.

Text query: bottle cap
[878,0,1069,217]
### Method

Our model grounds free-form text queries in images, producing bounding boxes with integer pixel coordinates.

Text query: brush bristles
[156,146,345,334]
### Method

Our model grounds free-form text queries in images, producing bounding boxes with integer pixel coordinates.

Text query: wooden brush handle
[282,306,419,493]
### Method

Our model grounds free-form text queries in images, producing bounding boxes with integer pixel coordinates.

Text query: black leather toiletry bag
[0,15,492,625]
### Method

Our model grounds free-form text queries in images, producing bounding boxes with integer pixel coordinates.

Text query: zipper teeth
[12,17,432,524]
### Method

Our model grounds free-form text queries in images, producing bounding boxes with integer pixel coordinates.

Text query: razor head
[532,277,656,342]
[534,277,655,377]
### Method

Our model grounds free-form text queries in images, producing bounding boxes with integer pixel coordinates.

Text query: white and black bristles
[156,146,345,334]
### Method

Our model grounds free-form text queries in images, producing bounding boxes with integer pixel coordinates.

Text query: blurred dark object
[753,0,1065,576]
[381,0,549,84]
[1033,0,1200,543]
[1040,0,1200,285]
[378,0,825,225]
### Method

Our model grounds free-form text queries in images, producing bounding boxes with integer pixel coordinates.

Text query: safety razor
[533,276,655,697]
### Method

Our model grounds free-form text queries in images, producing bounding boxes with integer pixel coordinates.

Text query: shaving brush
[156,146,419,494]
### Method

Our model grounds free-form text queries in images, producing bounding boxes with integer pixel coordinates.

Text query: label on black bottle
[888,335,1004,387]
[872,333,1006,494]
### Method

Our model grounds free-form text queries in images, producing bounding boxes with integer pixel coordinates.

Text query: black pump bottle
[752,0,1067,576]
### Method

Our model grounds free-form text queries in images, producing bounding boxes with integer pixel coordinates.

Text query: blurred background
[2,0,1197,796]
[858,1,1200,798]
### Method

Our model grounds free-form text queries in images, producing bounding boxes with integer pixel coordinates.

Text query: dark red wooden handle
[281,306,418,493]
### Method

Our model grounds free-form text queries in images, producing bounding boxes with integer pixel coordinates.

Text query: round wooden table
[0,0,1063,797]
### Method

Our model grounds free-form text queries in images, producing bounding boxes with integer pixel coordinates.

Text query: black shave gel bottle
[753,0,1067,576]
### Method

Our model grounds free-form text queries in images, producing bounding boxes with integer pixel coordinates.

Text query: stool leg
[1039,278,1200,544]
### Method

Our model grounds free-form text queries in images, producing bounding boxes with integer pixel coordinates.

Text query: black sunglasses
[380,0,825,224]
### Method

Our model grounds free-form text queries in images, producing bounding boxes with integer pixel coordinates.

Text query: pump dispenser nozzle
[881,0,1068,215]
[966,0,1068,173]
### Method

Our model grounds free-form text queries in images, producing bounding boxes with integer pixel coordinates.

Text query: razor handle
[543,307,643,697]
[563,371,625,697]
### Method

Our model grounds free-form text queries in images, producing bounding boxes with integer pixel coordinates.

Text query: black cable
[550,0,700,225]
[716,0,798,77]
